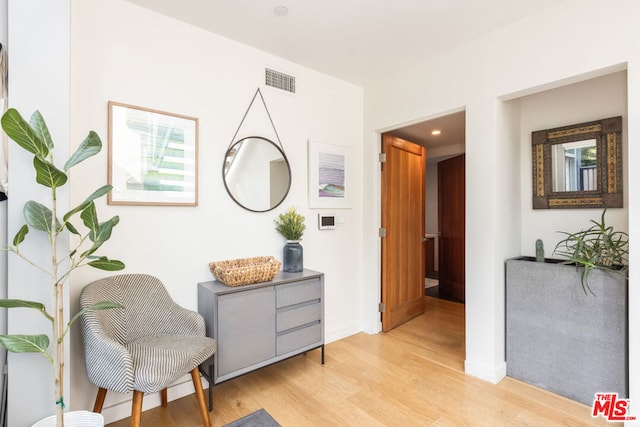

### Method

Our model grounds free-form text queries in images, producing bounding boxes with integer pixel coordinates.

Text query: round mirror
[223,136,291,212]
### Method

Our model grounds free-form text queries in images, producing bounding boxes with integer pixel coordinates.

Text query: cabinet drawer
[277,302,321,332]
[276,278,321,308]
[277,323,321,356]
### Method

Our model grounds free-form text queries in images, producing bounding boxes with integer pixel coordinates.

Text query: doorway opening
[381,110,466,332]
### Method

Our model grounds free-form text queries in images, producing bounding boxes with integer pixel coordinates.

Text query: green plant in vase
[553,209,629,295]
[274,206,306,241]
[274,207,306,272]
[0,109,125,426]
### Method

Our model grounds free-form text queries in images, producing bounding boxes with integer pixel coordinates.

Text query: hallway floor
[424,271,463,304]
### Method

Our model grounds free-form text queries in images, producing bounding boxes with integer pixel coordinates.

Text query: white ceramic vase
[32,410,104,427]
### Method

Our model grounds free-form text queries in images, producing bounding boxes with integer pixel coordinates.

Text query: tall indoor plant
[0,109,125,426]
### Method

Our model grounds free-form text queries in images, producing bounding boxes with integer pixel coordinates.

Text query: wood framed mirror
[532,116,623,209]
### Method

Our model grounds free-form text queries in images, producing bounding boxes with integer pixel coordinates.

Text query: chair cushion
[126,335,216,393]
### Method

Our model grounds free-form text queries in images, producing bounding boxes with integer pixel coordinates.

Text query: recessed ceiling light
[431,130,441,135]
[274,5,288,16]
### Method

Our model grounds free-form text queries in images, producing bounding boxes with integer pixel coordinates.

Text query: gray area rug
[223,409,281,427]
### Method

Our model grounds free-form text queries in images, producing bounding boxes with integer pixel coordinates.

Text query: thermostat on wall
[318,214,336,230]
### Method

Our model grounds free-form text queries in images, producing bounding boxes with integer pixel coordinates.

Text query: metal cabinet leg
[208,363,214,412]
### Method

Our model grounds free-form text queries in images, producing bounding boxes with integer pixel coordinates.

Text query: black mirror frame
[532,116,623,209]
[222,136,292,213]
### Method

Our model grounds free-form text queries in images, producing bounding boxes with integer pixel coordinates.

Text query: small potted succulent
[274,207,306,272]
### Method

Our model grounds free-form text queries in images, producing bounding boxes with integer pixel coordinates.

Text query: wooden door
[381,134,426,332]
[438,154,465,302]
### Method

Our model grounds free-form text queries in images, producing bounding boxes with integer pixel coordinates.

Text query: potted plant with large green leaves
[0,109,125,427]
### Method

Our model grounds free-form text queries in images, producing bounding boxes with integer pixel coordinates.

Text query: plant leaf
[0,299,53,321]
[63,185,112,222]
[64,131,102,171]
[87,215,119,246]
[88,301,124,310]
[80,202,99,238]
[33,156,68,189]
[29,110,54,150]
[24,200,59,232]
[80,245,99,259]
[94,216,119,243]
[87,257,125,271]
[1,109,49,158]
[0,334,49,354]
[0,299,46,311]
[68,301,124,328]
[12,224,29,246]
[79,216,120,259]
[66,222,80,235]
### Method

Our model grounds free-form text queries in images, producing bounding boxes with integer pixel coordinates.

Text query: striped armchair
[80,274,216,427]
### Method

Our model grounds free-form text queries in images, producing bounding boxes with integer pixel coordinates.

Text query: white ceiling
[389,111,466,153]
[127,0,564,86]
[125,0,564,148]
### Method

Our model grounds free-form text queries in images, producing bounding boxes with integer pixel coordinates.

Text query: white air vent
[265,68,296,93]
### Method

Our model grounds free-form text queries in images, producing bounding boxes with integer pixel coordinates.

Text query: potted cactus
[0,109,125,426]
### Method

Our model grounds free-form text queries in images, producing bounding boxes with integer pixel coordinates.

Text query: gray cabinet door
[217,286,276,376]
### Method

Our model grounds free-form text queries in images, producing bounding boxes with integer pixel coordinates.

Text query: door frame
[371,108,467,333]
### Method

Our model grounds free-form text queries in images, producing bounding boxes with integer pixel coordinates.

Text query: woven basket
[209,256,281,286]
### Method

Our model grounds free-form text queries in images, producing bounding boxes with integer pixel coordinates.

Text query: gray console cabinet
[198,269,324,407]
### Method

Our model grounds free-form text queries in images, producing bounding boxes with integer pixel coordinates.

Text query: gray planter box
[505,257,627,405]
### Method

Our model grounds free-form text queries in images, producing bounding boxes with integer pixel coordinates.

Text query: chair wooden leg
[130,390,144,427]
[93,388,107,413]
[161,388,168,407]
[191,368,211,426]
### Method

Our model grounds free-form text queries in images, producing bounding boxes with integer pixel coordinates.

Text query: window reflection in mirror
[551,139,597,192]
[223,136,291,212]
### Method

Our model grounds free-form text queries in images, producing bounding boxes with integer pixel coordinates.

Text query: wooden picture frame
[108,101,198,206]
[308,140,351,209]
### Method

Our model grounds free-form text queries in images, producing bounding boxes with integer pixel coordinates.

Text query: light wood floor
[106,296,616,426]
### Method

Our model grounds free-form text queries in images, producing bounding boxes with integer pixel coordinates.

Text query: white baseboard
[464,359,507,384]
[325,322,362,344]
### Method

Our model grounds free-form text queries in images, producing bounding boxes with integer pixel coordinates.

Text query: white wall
[363,0,640,408]
[518,71,628,256]
[0,0,5,45]
[6,1,71,425]
[0,0,7,417]
[65,0,363,422]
